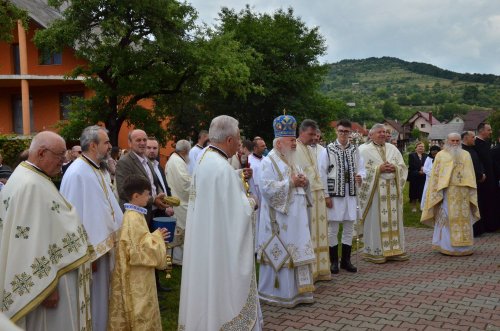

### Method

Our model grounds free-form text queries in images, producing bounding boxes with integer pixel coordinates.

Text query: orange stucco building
[0,0,174,164]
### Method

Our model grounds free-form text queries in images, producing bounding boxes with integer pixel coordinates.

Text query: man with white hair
[421,133,479,255]
[60,125,123,331]
[257,115,316,307]
[0,131,91,330]
[165,139,191,265]
[179,115,262,330]
[358,123,409,263]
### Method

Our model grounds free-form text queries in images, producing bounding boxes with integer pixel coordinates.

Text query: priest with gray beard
[421,133,479,255]
[256,115,316,307]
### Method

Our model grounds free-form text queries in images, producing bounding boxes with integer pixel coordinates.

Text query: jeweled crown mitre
[273,115,297,138]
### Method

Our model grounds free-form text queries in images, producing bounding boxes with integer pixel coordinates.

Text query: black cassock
[473,138,499,234]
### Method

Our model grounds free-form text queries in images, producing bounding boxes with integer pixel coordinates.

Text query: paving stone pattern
[261,227,500,331]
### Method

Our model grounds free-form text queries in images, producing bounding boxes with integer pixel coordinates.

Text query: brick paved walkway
[261,227,500,331]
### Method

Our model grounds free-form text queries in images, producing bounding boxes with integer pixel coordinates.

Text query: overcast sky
[188,0,500,75]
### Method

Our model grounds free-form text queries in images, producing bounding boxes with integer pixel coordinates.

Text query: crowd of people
[0,114,498,331]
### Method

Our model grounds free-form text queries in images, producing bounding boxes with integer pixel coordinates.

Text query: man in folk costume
[187,130,209,175]
[318,119,364,274]
[178,115,262,330]
[0,131,92,330]
[421,133,480,255]
[60,125,123,331]
[295,119,331,282]
[358,124,409,263]
[257,114,316,307]
[165,139,191,265]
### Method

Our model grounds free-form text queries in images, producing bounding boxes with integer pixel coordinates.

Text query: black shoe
[329,245,339,274]
[157,284,172,292]
[340,244,357,273]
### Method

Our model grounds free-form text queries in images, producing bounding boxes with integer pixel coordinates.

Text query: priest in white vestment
[0,132,92,331]
[165,139,191,265]
[295,119,331,282]
[358,124,409,263]
[178,115,262,331]
[60,126,123,331]
[421,133,479,255]
[248,138,266,251]
[257,115,316,307]
[187,130,209,175]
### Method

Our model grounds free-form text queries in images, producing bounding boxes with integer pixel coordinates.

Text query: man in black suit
[461,131,485,184]
[115,129,169,224]
[146,136,174,218]
[61,145,82,175]
[473,123,498,234]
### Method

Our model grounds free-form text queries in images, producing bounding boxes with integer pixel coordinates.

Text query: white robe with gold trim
[165,152,191,265]
[358,142,408,263]
[178,147,261,331]
[257,149,315,307]
[60,157,123,331]
[0,162,91,331]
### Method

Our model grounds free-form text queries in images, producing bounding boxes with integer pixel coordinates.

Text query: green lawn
[159,183,430,330]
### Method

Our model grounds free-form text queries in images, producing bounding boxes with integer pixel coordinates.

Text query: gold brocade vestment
[295,141,331,281]
[421,149,479,249]
[108,209,168,331]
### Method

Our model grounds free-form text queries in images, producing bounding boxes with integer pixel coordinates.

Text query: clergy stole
[358,143,408,257]
[264,154,314,293]
[0,163,92,329]
[421,150,479,247]
[294,141,330,282]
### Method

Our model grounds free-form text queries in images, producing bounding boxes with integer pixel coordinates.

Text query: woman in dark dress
[408,141,428,212]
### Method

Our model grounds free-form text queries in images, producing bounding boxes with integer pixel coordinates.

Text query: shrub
[0,135,32,168]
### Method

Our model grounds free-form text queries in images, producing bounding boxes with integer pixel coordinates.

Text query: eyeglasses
[45,148,67,160]
[76,151,82,154]
[337,130,351,134]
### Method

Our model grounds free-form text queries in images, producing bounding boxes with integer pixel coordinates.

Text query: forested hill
[321,57,500,125]
[331,57,500,85]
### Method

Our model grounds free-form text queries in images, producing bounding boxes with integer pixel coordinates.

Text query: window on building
[39,48,62,65]
[420,124,426,128]
[60,92,84,120]
[12,44,20,74]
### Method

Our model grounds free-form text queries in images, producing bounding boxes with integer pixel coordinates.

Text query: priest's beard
[279,146,296,163]
[444,144,462,162]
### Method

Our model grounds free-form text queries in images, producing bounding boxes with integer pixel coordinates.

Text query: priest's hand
[154,193,169,209]
[159,228,170,241]
[325,197,333,209]
[243,167,253,180]
[165,206,174,216]
[292,174,307,188]
[42,289,59,309]
[355,174,362,185]
[380,162,395,173]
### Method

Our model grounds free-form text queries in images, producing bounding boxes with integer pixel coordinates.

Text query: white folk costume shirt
[318,140,366,222]
[256,149,316,307]
[178,145,261,331]
[187,144,204,175]
[0,162,91,330]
